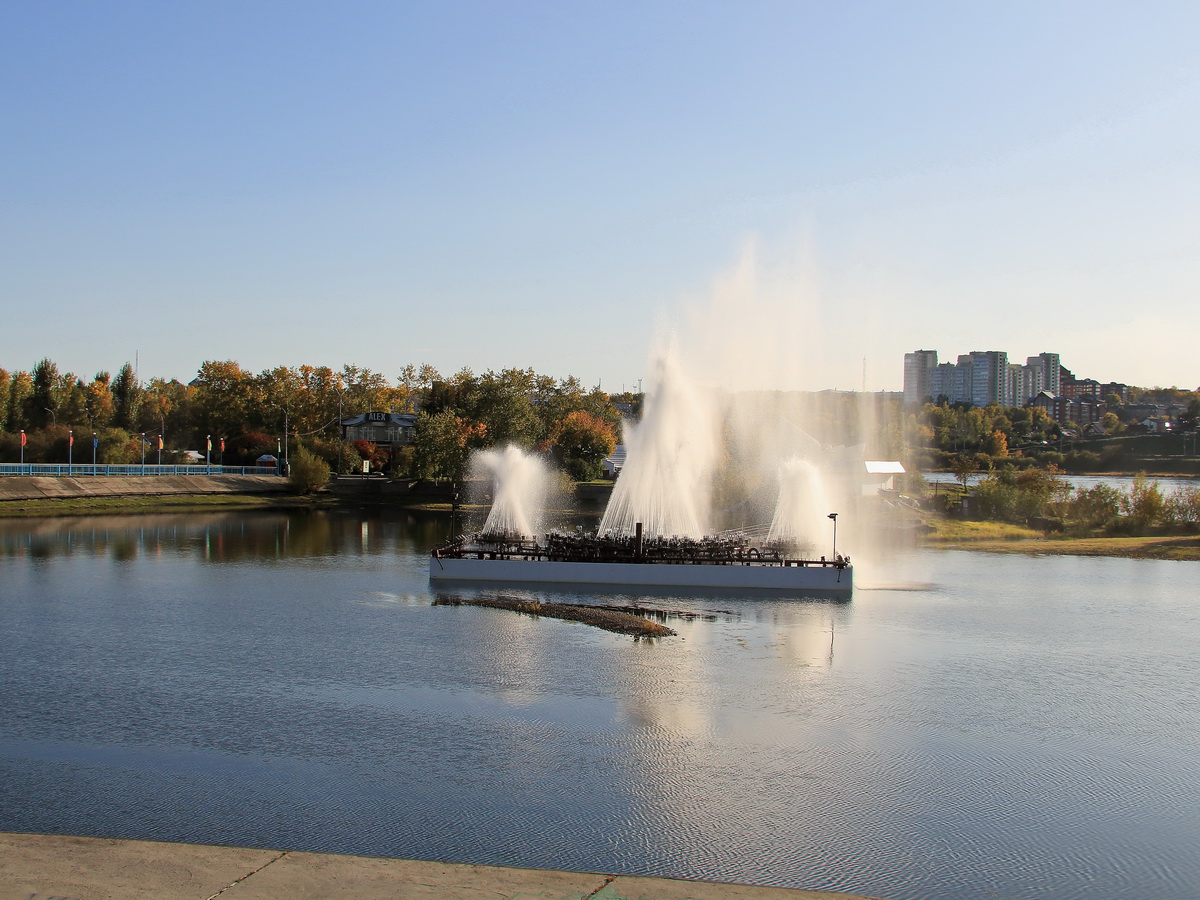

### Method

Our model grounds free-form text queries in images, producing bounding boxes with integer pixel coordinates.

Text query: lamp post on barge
[828,512,838,561]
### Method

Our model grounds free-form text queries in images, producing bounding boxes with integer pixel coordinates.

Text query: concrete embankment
[0,832,883,900]
[0,474,287,503]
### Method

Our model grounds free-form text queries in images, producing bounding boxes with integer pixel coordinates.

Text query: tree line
[0,358,627,480]
[908,392,1200,474]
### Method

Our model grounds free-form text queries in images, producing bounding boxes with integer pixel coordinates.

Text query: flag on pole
[20,431,26,447]
[207,436,212,452]
[157,435,163,450]
[220,438,225,452]
[69,433,74,447]
[93,435,99,448]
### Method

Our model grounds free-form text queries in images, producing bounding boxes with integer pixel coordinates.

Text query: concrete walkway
[0,474,286,502]
[0,832,883,900]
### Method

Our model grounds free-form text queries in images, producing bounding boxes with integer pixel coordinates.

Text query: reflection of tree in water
[0,510,457,562]
[111,536,139,562]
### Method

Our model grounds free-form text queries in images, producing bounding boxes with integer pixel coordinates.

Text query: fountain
[766,457,831,555]
[471,445,549,540]
[599,342,717,539]
[430,247,901,593]
[434,358,854,593]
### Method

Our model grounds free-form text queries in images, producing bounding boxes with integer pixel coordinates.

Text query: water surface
[2,510,1198,900]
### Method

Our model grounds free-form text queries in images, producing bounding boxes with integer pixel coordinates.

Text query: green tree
[0,368,10,432]
[112,362,143,431]
[26,358,62,428]
[287,447,331,494]
[412,410,477,480]
[191,360,259,444]
[951,454,979,489]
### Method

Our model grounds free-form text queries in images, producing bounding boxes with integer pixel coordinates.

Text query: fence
[0,464,281,477]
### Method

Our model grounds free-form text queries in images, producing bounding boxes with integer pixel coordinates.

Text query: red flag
[20,431,26,447]
[157,435,163,450]
[69,433,74,447]
[220,438,225,452]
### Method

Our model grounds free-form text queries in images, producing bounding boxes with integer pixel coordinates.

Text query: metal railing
[0,464,281,477]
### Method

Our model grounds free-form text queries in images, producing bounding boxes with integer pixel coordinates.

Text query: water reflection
[0,509,454,563]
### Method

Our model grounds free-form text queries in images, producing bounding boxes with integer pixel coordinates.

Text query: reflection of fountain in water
[767,457,830,555]
[599,343,716,539]
[472,445,548,539]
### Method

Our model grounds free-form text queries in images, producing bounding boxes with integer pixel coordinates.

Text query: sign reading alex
[339,412,418,447]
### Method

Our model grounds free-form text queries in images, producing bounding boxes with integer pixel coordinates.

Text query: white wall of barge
[429,557,852,592]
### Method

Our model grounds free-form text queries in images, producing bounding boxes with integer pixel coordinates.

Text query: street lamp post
[140,433,146,475]
[157,434,162,467]
[333,385,347,474]
[828,512,839,560]
[92,432,97,475]
[206,434,211,467]
[68,429,73,474]
[19,430,24,469]
[272,403,290,474]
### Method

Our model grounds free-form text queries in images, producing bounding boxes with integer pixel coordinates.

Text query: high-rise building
[930,361,971,404]
[903,350,938,404]
[908,348,1064,407]
[1028,353,1061,397]
[967,351,1008,407]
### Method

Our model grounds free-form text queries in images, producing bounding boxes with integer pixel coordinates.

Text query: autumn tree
[548,410,617,481]
[140,377,190,442]
[85,372,116,430]
[6,370,32,431]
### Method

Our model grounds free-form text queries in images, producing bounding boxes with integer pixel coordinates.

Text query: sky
[3,1,1199,394]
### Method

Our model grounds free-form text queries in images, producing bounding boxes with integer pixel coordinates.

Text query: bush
[1163,485,1200,531]
[1122,473,1164,532]
[973,477,1018,521]
[1065,484,1122,530]
[287,448,331,494]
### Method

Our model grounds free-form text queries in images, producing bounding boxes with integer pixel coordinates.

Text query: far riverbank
[921,519,1200,560]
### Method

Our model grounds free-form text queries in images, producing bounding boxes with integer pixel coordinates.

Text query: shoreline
[920,521,1200,560]
[0,831,882,900]
[4,480,1198,561]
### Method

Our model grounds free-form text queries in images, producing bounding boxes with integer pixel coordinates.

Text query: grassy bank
[922,518,1200,560]
[0,492,340,518]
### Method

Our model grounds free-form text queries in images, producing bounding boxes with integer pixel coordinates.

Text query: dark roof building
[339,412,418,447]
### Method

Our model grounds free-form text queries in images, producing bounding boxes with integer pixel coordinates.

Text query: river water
[2,509,1198,900]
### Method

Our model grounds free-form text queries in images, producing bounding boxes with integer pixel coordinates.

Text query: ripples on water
[2,512,1200,900]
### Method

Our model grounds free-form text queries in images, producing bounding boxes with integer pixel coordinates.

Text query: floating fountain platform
[430,524,852,594]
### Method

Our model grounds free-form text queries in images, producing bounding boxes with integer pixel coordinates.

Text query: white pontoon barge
[430,523,852,594]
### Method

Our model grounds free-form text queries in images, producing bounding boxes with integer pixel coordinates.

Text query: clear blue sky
[3,2,1198,393]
